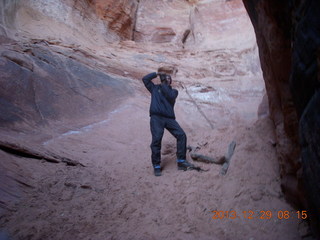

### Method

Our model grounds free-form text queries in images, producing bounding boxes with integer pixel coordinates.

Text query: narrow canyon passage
[0,0,317,239]
[1,95,302,240]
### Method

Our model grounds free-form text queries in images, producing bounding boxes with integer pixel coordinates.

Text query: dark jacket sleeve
[160,84,178,104]
[142,72,157,93]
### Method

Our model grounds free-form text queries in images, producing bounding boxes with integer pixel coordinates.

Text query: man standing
[142,72,194,176]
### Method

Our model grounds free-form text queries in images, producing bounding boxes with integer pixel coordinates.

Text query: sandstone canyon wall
[0,0,260,132]
[3,0,318,239]
[134,0,256,50]
[0,0,139,46]
[0,0,139,134]
[243,0,320,236]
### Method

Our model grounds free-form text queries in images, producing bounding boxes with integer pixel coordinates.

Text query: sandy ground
[0,94,306,240]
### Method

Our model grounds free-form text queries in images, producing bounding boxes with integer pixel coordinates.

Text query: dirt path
[0,96,304,240]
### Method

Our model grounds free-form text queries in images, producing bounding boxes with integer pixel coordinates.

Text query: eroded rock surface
[134,0,256,50]
[243,0,320,235]
[0,38,133,133]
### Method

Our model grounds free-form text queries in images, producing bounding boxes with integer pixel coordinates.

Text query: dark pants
[150,115,187,167]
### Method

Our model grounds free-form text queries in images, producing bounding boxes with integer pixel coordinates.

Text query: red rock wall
[243,0,320,236]
[88,0,139,40]
[0,0,139,45]
[134,0,255,50]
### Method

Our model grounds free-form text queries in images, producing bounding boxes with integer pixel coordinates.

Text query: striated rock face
[0,0,139,46]
[243,0,320,235]
[134,0,256,49]
[0,0,255,50]
[0,0,261,131]
[0,37,133,133]
[89,0,139,40]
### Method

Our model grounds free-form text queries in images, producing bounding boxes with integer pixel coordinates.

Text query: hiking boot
[177,161,195,171]
[154,167,162,176]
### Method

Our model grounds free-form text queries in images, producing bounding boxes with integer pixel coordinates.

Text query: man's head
[159,73,172,85]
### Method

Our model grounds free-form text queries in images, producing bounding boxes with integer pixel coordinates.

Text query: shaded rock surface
[0,38,133,134]
[243,0,320,236]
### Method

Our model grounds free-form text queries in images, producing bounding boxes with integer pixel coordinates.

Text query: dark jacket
[142,72,178,119]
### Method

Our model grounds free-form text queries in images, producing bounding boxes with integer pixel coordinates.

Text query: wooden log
[190,152,225,164]
[187,145,225,164]
[220,141,236,175]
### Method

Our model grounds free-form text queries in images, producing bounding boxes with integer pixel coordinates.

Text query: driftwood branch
[0,140,84,167]
[220,141,236,175]
[187,140,237,175]
[187,145,225,164]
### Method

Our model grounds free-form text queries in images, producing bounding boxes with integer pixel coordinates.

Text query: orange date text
[211,210,308,220]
